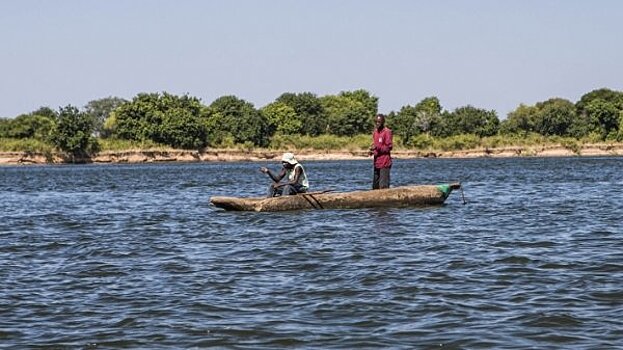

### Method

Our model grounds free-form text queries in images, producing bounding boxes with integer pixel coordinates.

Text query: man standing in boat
[369,113,393,189]
[260,152,309,197]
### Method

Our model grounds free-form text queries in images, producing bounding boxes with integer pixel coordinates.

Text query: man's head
[281,152,298,168]
[375,114,386,130]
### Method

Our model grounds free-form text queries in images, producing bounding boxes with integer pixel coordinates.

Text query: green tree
[0,114,55,140]
[0,106,57,140]
[276,92,325,136]
[338,89,378,119]
[534,98,576,136]
[584,99,620,139]
[260,101,302,135]
[111,92,207,149]
[0,118,9,137]
[500,104,538,136]
[320,93,372,136]
[84,96,127,137]
[576,88,623,115]
[442,105,499,137]
[30,106,58,120]
[393,96,442,144]
[158,107,207,148]
[573,88,623,139]
[205,95,269,147]
[50,105,97,156]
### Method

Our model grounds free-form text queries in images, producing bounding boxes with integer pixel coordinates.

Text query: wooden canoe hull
[210,183,460,212]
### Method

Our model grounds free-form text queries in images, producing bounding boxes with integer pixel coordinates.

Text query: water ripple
[1,158,623,348]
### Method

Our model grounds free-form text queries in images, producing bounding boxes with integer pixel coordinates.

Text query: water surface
[1,157,622,349]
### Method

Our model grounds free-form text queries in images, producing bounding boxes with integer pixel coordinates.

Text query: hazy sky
[1,0,621,118]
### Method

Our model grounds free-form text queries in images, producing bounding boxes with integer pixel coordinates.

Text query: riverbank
[2,143,623,165]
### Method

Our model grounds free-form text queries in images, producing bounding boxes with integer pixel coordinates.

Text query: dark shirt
[372,127,392,168]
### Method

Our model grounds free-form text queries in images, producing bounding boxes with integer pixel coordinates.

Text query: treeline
[1,88,623,156]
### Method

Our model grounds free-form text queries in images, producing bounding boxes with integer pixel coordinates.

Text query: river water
[1,157,622,349]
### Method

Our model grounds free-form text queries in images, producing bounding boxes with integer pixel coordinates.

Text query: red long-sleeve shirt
[372,127,393,168]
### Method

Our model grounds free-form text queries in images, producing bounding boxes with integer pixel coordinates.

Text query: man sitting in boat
[260,152,309,197]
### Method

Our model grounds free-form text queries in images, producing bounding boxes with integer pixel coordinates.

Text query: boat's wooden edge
[210,183,460,211]
[210,196,264,211]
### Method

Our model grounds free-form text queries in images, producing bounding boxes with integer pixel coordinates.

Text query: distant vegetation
[1,88,623,159]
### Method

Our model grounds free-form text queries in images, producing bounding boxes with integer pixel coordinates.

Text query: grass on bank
[402,133,617,154]
[267,134,372,151]
[0,138,55,154]
[1,133,621,155]
[97,138,170,152]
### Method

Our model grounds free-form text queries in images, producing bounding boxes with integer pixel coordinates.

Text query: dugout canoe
[210,183,461,212]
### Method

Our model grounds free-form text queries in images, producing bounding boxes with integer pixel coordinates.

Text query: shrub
[436,134,481,151]
[0,138,55,153]
[98,138,168,151]
[50,105,98,157]
[407,134,435,149]
[269,134,371,151]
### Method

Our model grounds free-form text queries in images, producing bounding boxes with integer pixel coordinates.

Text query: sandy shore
[1,143,623,165]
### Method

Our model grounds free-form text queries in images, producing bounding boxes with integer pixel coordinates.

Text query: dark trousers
[373,167,391,189]
[267,183,307,198]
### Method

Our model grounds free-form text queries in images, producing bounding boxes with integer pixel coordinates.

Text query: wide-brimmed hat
[281,152,298,165]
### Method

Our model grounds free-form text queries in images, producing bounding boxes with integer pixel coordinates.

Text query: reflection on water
[1,157,622,348]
